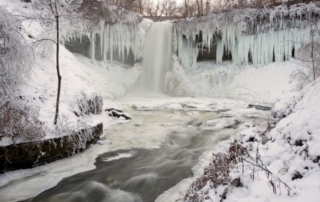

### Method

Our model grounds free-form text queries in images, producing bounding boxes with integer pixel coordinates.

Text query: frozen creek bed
[0,97,270,202]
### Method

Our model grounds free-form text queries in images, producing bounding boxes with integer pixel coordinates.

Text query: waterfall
[138,22,173,93]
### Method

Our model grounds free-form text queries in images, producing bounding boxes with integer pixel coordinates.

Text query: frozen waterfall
[138,22,173,93]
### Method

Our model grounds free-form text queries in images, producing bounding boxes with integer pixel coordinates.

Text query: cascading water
[138,22,173,93]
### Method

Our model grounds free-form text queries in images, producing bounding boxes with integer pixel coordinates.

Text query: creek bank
[0,123,103,174]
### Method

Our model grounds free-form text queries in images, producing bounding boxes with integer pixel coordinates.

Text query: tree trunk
[184,0,188,17]
[54,14,61,125]
[311,31,316,81]
[196,0,200,16]
[138,0,142,14]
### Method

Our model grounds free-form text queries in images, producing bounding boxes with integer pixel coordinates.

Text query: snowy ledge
[0,123,103,174]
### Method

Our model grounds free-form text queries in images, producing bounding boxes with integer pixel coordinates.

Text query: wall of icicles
[67,18,149,67]
[89,19,140,66]
[174,3,320,70]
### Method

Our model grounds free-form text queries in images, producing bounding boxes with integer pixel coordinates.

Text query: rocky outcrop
[0,123,103,174]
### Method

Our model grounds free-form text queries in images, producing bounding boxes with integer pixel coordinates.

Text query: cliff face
[174,3,320,68]
[64,0,144,66]
[175,3,320,36]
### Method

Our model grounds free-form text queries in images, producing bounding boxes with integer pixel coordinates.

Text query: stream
[17,98,269,202]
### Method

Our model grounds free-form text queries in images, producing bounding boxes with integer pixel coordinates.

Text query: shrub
[0,101,45,144]
[183,140,291,202]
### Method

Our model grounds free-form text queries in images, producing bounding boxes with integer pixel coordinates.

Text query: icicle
[91,31,96,61]
[99,19,105,60]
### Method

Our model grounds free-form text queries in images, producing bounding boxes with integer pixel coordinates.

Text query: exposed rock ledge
[0,123,103,174]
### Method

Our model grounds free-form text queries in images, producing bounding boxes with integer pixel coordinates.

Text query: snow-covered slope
[180,78,320,202]
[74,53,140,99]
[0,0,110,146]
[165,55,297,104]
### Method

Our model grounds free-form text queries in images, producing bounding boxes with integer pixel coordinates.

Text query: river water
[17,98,269,202]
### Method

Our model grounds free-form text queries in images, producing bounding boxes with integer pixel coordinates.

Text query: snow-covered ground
[178,78,320,202]
[74,54,140,100]
[0,0,116,146]
[165,55,296,104]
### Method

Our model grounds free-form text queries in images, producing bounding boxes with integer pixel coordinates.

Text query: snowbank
[181,78,320,202]
[165,55,297,104]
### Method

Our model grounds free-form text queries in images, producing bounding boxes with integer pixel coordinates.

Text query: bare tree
[136,0,144,14]
[291,19,320,89]
[0,8,46,143]
[30,0,88,125]
[184,0,189,17]
[144,0,155,16]
[163,0,178,17]
[106,0,144,14]
[196,0,201,16]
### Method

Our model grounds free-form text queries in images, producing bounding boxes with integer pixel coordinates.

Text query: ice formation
[87,18,152,65]
[174,3,320,69]
[60,1,149,66]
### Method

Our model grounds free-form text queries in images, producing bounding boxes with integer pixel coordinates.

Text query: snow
[0,140,115,202]
[165,55,297,104]
[0,0,115,146]
[175,78,320,202]
[0,1,319,202]
[74,53,140,100]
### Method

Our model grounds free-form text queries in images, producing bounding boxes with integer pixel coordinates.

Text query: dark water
[23,128,227,202]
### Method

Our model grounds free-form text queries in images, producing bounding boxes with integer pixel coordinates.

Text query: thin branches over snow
[0,8,45,144]
[24,0,90,125]
[291,19,320,89]
[0,100,45,144]
[0,7,32,97]
[183,140,292,202]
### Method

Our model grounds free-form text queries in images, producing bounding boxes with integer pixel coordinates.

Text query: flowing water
[20,99,269,202]
[24,134,218,202]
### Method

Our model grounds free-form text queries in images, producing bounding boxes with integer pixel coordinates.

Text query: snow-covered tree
[29,0,89,125]
[0,7,32,97]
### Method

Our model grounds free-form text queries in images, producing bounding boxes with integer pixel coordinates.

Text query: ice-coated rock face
[63,0,146,66]
[90,19,153,64]
[174,3,320,68]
